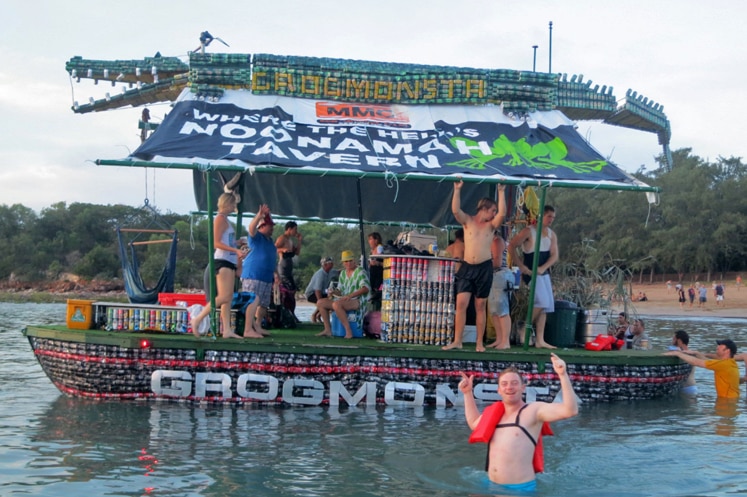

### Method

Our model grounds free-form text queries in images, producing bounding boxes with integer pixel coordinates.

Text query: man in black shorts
[443,180,506,352]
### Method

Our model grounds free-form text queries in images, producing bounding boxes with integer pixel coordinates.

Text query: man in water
[668,330,697,394]
[459,353,578,491]
[442,180,506,352]
[664,339,740,398]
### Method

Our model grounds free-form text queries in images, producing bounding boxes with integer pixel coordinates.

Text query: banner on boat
[133,92,630,183]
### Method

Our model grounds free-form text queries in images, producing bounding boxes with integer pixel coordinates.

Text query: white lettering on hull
[151,370,550,407]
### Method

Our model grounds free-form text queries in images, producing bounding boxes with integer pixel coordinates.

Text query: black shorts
[306,291,327,304]
[215,259,237,273]
[454,259,493,299]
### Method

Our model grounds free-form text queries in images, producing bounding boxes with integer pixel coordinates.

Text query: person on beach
[459,353,578,491]
[688,285,696,308]
[240,204,278,337]
[508,205,559,349]
[191,193,246,339]
[678,286,686,309]
[715,282,725,307]
[442,180,506,352]
[698,284,708,308]
[664,339,740,398]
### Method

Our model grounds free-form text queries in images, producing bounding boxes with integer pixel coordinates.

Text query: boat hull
[25,326,689,406]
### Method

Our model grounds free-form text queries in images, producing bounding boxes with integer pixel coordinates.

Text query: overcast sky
[1,0,745,215]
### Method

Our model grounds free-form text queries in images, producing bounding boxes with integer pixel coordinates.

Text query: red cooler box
[158,293,207,307]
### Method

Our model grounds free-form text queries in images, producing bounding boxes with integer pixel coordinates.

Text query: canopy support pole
[206,171,218,339]
[522,186,547,350]
[357,178,368,271]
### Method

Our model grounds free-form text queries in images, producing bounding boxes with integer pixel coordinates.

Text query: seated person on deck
[315,250,370,339]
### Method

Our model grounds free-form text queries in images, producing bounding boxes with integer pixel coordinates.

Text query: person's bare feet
[475,344,485,352]
[442,341,462,351]
[535,342,557,349]
[243,329,264,339]
[222,332,243,339]
[316,329,332,337]
[487,341,511,349]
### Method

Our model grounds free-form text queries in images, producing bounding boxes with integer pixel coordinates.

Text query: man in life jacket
[459,353,578,491]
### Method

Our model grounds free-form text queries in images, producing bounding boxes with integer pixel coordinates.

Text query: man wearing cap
[316,250,370,339]
[664,338,741,398]
[240,204,277,335]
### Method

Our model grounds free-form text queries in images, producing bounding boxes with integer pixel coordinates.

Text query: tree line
[0,148,744,291]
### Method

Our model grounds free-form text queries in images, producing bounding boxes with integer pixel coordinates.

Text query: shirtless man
[508,205,559,349]
[442,180,506,352]
[668,330,697,394]
[459,353,578,491]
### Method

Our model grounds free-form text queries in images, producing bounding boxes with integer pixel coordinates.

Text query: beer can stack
[106,306,188,333]
[379,256,455,346]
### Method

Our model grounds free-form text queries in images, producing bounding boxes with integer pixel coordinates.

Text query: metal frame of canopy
[98,158,659,347]
[96,159,659,193]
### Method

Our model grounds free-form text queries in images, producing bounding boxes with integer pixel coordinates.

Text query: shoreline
[4,283,745,319]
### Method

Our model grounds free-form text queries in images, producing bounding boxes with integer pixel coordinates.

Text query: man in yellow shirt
[664,339,740,398]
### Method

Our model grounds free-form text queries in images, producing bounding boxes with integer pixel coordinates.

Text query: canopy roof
[101,89,657,227]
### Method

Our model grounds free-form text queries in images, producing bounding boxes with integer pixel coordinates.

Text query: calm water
[2,302,747,497]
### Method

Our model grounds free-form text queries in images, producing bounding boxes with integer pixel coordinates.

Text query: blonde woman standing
[191,193,246,338]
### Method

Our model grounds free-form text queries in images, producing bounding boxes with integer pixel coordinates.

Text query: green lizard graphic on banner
[447,135,608,173]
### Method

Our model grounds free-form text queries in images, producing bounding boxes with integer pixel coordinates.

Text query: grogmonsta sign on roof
[120,89,655,226]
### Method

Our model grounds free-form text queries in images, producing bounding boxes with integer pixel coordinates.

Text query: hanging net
[116,227,178,304]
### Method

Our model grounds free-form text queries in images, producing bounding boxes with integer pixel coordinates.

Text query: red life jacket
[468,401,553,473]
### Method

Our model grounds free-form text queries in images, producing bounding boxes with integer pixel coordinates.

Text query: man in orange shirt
[664,339,740,398]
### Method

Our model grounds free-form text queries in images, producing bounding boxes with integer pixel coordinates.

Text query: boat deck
[25,323,677,367]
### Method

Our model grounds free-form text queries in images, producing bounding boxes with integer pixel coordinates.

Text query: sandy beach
[621,282,747,319]
[296,282,746,319]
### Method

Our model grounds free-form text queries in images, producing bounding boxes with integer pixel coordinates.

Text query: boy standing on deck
[442,180,506,352]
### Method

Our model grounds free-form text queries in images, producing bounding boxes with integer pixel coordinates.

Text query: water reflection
[713,397,740,437]
[7,306,747,496]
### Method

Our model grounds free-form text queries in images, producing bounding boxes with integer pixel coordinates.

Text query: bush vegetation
[1,148,745,293]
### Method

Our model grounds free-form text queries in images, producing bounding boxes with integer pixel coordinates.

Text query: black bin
[545,300,578,347]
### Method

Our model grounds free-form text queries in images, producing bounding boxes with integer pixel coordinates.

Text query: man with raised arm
[459,353,578,492]
[442,180,506,352]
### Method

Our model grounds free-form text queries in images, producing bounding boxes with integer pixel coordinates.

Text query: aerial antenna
[548,21,553,73]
